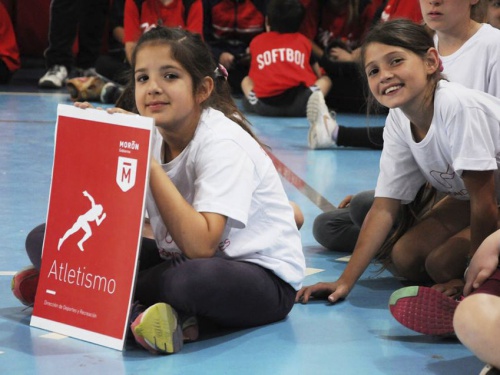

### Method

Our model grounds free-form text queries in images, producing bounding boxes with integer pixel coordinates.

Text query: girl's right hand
[295,279,352,304]
[74,101,96,110]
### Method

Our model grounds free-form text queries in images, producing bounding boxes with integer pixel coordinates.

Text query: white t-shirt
[146,108,305,290]
[375,81,500,203]
[436,23,500,97]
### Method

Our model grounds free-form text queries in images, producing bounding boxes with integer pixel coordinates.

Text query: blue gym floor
[0,70,483,374]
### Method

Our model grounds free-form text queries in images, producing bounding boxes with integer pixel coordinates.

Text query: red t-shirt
[248,31,317,98]
[124,0,203,43]
[299,0,383,49]
[0,3,20,72]
[380,0,422,23]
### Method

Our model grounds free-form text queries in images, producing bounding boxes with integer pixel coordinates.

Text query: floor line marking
[0,271,16,276]
[267,150,336,212]
[0,91,67,97]
[0,119,53,124]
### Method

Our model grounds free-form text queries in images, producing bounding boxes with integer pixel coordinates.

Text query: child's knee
[390,240,426,280]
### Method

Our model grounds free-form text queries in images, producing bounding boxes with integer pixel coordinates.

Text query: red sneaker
[11,266,39,307]
[389,286,459,336]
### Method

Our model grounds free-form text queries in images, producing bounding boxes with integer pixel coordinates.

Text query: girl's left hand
[431,278,464,298]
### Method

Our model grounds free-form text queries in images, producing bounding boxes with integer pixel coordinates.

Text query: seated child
[241,0,331,117]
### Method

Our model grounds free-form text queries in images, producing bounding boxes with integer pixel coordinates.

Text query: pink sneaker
[130,303,183,354]
[389,286,459,336]
[11,266,39,307]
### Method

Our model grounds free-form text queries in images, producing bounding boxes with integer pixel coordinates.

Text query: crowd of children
[5,0,500,373]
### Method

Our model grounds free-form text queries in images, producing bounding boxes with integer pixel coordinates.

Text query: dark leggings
[45,0,108,69]
[337,125,384,150]
[312,190,376,252]
[0,60,13,84]
[26,224,296,329]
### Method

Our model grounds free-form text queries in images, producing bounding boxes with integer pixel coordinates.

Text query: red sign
[31,104,153,350]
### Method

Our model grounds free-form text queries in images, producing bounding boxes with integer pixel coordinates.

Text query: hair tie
[438,58,444,73]
[215,64,228,80]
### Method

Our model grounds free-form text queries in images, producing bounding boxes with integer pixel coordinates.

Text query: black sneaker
[100,82,124,104]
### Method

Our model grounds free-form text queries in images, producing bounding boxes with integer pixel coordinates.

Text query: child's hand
[431,278,464,298]
[329,47,354,62]
[74,101,98,110]
[219,52,234,69]
[74,101,135,116]
[464,230,500,295]
[295,279,351,304]
[338,195,353,208]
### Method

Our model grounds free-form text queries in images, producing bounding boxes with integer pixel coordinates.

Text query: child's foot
[389,286,459,336]
[11,266,39,307]
[181,316,199,342]
[306,91,338,149]
[131,302,183,354]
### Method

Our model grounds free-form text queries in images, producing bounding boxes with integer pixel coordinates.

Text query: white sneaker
[38,65,68,88]
[306,91,338,149]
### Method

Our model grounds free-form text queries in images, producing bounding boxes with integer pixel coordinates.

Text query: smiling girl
[296,19,500,306]
[15,26,306,355]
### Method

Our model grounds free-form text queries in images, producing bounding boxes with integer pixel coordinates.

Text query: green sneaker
[131,303,183,354]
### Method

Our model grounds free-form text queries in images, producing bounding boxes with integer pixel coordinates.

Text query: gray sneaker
[306,90,338,149]
[38,65,68,88]
[100,82,124,104]
[73,67,98,78]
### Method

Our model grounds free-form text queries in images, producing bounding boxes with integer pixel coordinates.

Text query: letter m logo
[116,157,137,192]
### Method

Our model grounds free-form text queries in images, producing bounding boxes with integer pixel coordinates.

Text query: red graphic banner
[31,104,154,350]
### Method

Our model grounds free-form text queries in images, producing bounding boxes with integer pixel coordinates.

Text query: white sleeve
[447,104,500,175]
[375,110,426,203]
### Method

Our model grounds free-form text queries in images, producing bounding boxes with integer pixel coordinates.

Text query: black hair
[267,0,305,33]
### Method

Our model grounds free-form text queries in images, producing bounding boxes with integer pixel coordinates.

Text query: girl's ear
[425,47,440,74]
[196,76,214,104]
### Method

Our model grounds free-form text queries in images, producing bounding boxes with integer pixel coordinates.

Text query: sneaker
[480,365,500,375]
[389,286,459,336]
[131,302,183,354]
[100,82,124,104]
[11,266,39,307]
[306,90,338,149]
[70,67,98,79]
[38,65,68,88]
[66,76,106,102]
